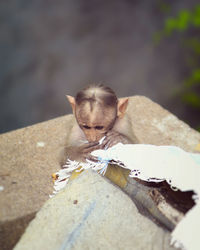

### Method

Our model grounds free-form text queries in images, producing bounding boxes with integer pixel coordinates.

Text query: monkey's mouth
[80,136,106,144]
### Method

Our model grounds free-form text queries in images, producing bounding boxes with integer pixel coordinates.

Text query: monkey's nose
[90,136,98,142]
[89,133,98,142]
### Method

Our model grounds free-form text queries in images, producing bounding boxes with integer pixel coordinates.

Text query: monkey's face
[75,103,117,142]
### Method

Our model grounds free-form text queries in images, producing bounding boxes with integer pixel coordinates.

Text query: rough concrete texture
[0,114,73,249]
[14,170,177,250]
[0,96,200,249]
[127,96,200,152]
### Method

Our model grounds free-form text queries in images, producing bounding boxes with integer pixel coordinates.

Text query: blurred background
[0,0,200,134]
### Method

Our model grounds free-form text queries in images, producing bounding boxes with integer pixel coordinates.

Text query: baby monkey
[62,84,138,163]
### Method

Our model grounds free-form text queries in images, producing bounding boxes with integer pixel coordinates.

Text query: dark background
[1,0,200,134]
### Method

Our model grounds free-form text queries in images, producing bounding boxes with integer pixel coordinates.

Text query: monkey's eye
[95,126,104,130]
[83,125,91,129]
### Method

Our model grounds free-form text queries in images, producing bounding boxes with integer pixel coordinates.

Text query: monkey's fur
[61,84,138,164]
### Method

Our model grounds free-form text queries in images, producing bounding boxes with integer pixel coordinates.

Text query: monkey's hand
[65,142,103,162]
[102,130,132,149]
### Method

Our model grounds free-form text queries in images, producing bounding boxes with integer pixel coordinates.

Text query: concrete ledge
[0,114,73,249]
[127,96,200,151]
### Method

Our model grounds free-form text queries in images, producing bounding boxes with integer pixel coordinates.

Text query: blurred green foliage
[155,3,200,131]
[155,5,200,40]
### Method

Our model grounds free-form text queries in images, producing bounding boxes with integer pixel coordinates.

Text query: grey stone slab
[14,170,177,250]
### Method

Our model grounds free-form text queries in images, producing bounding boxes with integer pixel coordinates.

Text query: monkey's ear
[117,98,129,118]
[66,95,76,113]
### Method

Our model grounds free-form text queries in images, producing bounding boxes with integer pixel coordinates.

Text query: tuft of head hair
[75,84,118,108]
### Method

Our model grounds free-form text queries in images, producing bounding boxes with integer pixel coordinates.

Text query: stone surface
[14,170,177,250]
[127,96,200,152]
[0,114,73,249]
[0,96,200,249]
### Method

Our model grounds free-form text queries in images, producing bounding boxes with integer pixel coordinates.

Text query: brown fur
[75,84,118,108]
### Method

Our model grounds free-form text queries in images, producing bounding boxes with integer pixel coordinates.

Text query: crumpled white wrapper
[52,143,200,250]
[92,144,200,193]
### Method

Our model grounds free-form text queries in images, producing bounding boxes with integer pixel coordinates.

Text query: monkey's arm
[62,142,102,163]
[102,113,138,149]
